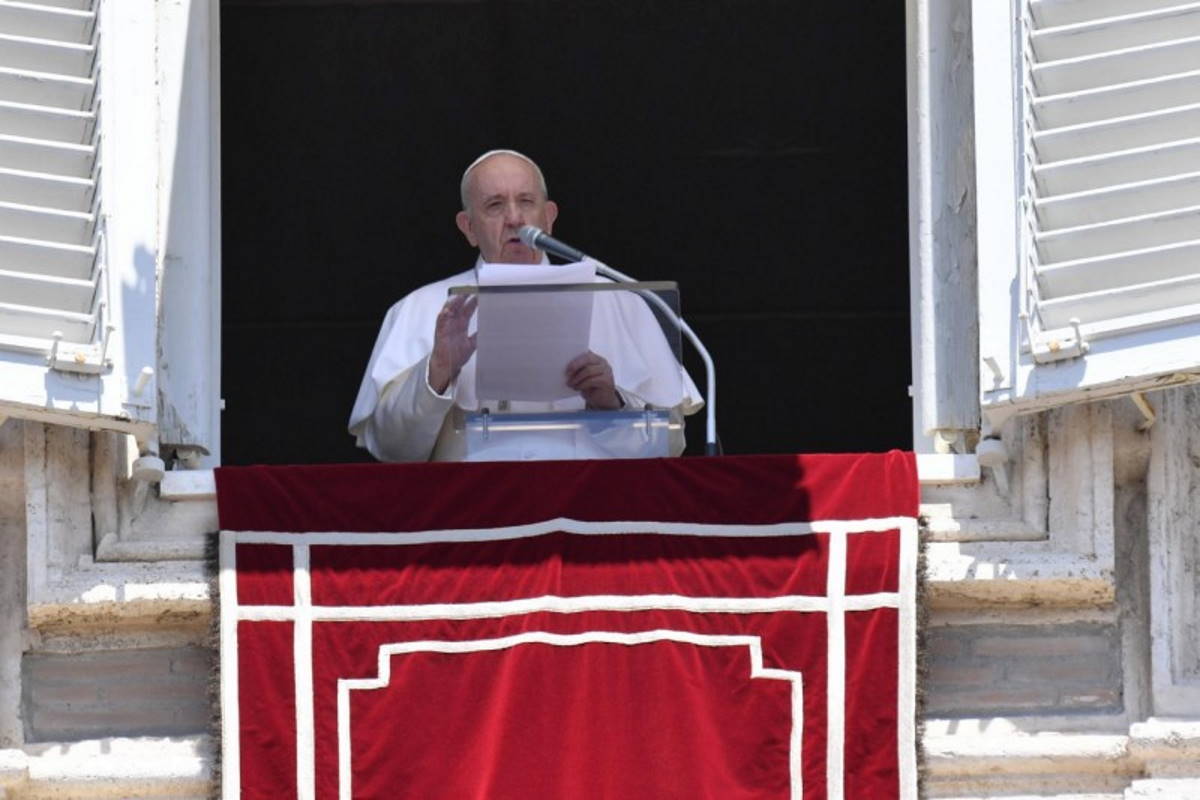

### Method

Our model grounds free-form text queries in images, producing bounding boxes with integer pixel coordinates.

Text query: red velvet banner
[217,453,918,800]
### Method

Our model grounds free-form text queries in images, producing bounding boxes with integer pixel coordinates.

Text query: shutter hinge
[1023,314,1089,364]
[46,326,115,375]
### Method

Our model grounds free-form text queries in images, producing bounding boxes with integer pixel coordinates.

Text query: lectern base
[462,409,672,461]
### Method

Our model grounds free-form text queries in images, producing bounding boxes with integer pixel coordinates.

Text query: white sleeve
[348,274,470,461]
[360,354,455,462]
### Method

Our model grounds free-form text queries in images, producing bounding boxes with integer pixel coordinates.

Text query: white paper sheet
[473,260,597,401]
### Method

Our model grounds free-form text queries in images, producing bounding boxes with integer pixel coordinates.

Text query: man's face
[455,155,559,264]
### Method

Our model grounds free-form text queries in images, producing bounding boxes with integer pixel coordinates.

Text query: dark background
[220,0,911,464]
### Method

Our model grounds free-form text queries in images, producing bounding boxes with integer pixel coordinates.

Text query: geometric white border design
[219,533,240,796]
[220,516,918,800]
[238,593,901,621]
[227,515,914,544]
[336,631,804,800]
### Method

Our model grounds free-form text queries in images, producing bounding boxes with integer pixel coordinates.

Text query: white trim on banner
[221,515,919,800]
[337,632,805,800]
[826,527,847,800]
[219,534,240,800]
[898,521,918,800]
[229,515,914,545]
[293,544,315,800]
[237,592,902,622]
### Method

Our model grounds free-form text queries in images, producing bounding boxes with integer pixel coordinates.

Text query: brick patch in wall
[22,646,212,742]
[924,623,1122,718]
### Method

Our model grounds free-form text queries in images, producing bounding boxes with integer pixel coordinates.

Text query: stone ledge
[158,470,216,501]
[0,736,210,798]
[917,454,982,485]
[924,733,1134,798]
[0,748,27,789]
[924,721,1200,798]
[1128,719,1200,764]
[95,534,208,563]
[28,560,210,631]
[1125,778,1200,797]
[925,545,1115,608]
[925,733,1131,774]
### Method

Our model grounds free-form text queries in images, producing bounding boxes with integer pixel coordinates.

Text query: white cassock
[348,261,703,462]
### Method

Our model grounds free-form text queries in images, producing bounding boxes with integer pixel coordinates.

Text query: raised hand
[428,294,478,394]
[565,351,622,410]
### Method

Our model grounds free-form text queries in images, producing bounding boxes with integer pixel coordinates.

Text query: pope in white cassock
[348,149,702,462]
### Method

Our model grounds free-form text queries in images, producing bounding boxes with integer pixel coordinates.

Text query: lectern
[447,281,689,461]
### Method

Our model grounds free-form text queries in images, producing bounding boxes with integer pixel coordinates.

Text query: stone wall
[921,389,1200,799]
[1,389,1200,797]
[0,420,212,798]
[0,420,26,751]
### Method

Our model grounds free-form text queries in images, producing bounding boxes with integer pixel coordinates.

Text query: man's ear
[455,210,477,247]
[543,200,559,233]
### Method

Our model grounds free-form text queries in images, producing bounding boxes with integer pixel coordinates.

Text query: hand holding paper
[565,351,621,409]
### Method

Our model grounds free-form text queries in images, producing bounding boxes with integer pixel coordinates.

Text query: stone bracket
[925,404,1116,608]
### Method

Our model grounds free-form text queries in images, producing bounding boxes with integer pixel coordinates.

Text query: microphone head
[517,225,542,248]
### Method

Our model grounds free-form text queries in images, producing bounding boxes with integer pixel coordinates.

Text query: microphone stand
[589,259,720,457]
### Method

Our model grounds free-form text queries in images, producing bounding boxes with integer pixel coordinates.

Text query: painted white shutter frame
[0,0,158,437]
[907,0,982,451]
[975,0,1200,425]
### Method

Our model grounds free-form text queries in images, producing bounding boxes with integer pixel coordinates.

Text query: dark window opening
[220,0,911,464]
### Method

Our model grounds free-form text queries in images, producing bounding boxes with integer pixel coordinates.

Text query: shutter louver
[1024,0,1200,356]
[0,0,102,368]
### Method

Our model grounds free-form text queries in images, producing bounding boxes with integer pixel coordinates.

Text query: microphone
[518,225,589,262]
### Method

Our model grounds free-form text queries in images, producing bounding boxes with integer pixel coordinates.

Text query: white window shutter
[0,0,158,438]
[975,0,1200,424]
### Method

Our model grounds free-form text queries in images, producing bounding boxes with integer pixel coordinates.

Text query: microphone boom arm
[590,259,719,456]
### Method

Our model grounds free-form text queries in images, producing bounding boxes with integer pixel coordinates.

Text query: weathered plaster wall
[0,419,26,750]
